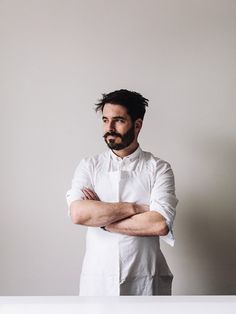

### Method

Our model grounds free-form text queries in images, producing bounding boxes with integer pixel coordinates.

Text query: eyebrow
[102,116,126,120]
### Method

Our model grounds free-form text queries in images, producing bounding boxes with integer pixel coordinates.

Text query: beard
[103,125,135,151]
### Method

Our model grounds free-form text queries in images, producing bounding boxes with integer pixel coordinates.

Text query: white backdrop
[0,0,236,295]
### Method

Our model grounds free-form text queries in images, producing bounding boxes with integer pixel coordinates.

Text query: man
[66,89,178,296]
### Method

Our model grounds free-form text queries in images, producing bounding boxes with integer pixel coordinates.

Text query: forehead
[102,103,129,118]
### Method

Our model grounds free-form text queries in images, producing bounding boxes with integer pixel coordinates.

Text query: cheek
[119,123,131,132]
[103,124,109,133]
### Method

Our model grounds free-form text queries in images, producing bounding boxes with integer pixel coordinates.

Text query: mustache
[103,131,122,139]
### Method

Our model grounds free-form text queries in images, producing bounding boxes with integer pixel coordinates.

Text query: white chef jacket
[66,146,178,296]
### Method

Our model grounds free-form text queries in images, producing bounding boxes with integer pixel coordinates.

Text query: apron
[79,168,173,295]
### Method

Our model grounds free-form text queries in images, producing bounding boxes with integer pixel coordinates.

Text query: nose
[108,121,116,132]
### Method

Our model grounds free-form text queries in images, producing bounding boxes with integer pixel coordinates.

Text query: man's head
[95,89,149,151]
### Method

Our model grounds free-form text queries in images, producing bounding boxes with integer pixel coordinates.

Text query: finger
[83,187,95,198]
[83,189,94,199]
[88,190,100,201]
[82,189,93,200]
[83,188,99,200]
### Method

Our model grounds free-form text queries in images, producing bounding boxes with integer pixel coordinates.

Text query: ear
[135,119,143,133]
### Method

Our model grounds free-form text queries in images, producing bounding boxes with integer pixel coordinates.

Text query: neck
[112,141,139,159]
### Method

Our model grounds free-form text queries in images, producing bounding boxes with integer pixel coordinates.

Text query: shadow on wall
[177,135,236,295]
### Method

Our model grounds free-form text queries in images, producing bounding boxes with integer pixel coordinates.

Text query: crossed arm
[70,187,169,237]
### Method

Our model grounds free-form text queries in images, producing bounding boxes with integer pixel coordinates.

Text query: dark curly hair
[95,89,149,122]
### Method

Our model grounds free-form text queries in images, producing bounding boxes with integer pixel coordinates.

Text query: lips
[108,135,117,138]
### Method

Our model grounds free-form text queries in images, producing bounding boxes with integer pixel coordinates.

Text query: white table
[0,296,235,314]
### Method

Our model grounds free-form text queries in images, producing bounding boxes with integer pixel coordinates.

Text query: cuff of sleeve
[149,202,176,247]
[161,221,175,247]
[66,190,84,218]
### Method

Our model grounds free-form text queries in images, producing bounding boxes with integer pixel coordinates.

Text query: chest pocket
[94,170,151,204]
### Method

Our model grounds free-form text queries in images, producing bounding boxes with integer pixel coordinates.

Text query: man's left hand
[81,187,100,201]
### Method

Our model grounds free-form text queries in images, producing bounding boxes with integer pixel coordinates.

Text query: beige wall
[0,0,236,295]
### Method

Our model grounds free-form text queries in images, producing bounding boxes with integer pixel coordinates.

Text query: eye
[115,119,125,123]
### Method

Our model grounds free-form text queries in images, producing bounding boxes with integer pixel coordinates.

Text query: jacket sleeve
[149,161,178,246]
[66,158,93,217]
